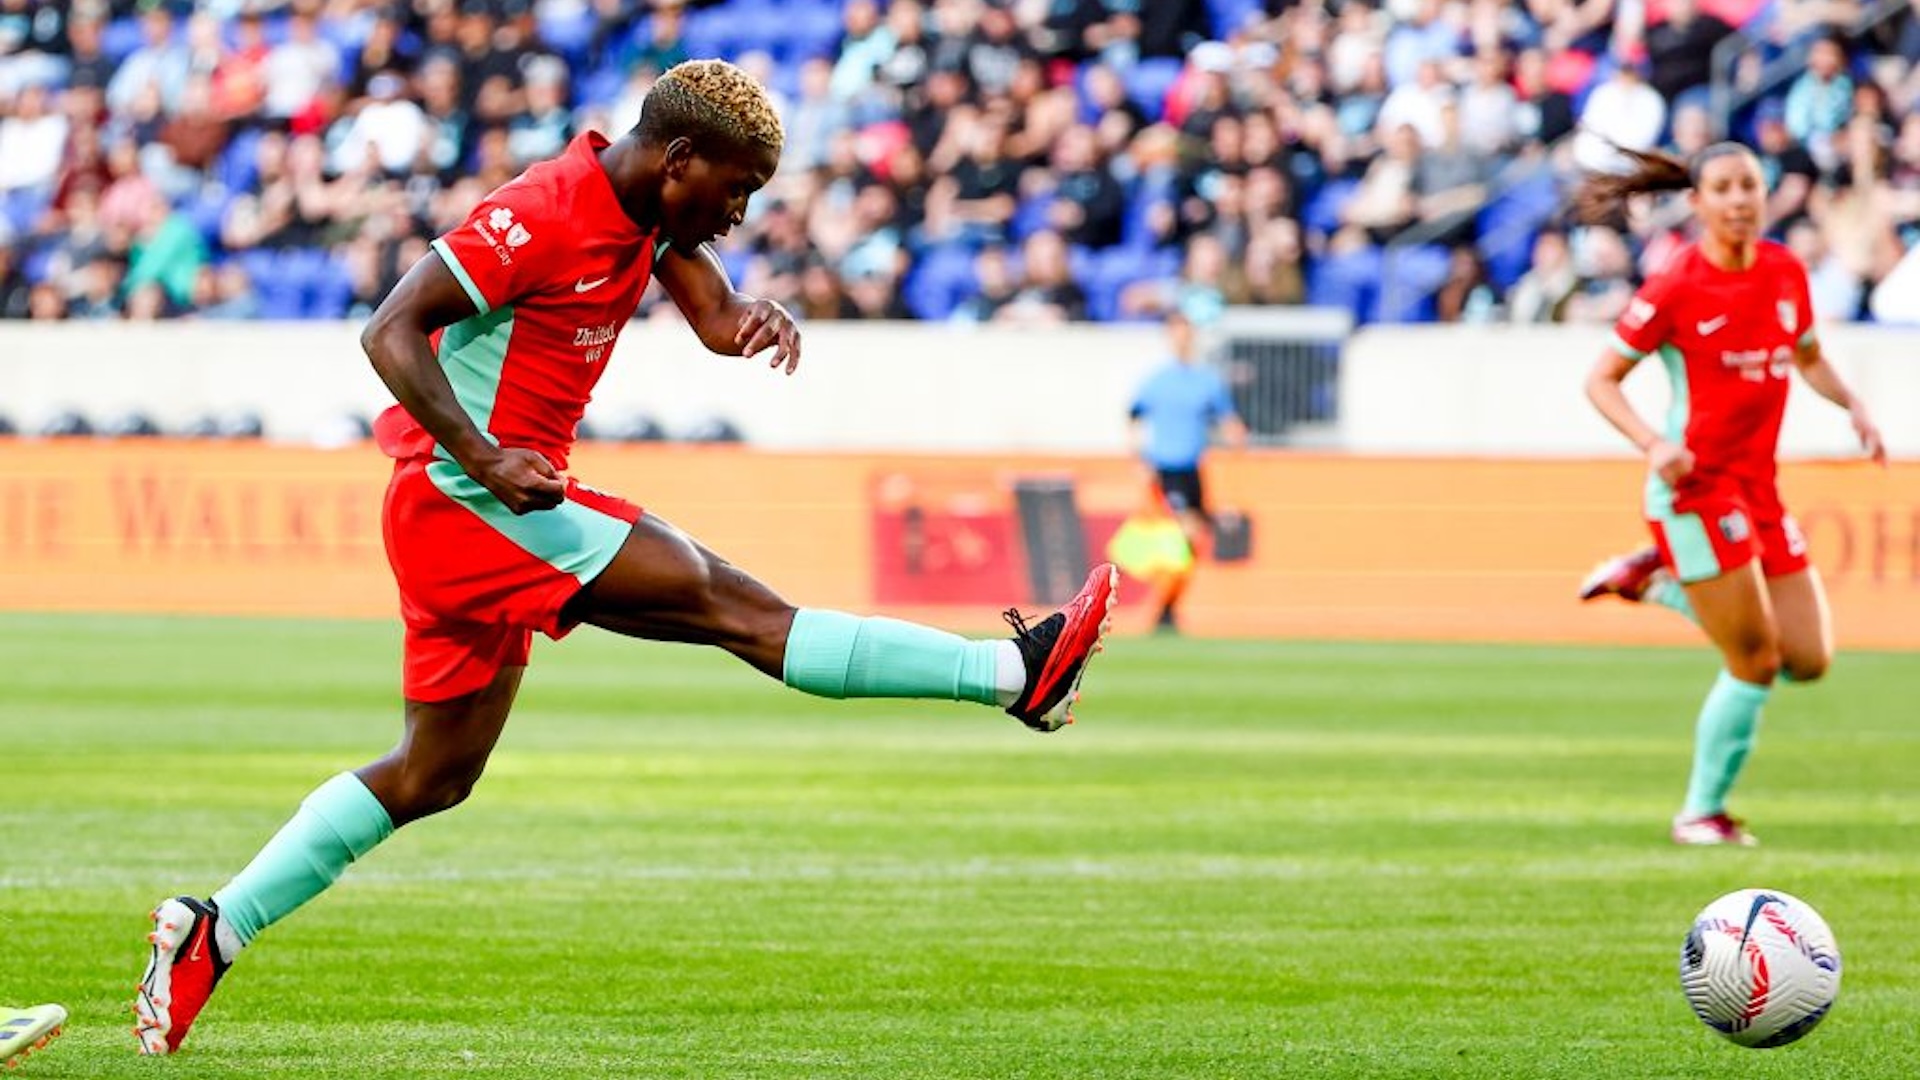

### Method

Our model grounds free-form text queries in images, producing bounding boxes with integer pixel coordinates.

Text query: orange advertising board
[0,442,1911,649]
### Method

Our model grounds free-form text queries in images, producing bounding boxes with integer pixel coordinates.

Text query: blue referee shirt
[1129,361,1239,471]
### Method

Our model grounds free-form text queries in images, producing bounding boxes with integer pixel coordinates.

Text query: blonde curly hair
[637,59,785,156]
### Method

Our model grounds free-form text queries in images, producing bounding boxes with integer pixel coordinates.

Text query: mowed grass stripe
[0,615,1914,1078]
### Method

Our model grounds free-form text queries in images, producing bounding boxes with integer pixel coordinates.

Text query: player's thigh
[565,512,793,643]
[1766,567,1832,682]
[1681,562,1782,683]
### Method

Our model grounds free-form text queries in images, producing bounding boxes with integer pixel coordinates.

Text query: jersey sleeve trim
[1608,333,1646,361]
[431,238,492,316]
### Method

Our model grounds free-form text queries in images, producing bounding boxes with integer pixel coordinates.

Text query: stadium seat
[1301,179,1360,241]
[100,18,144,64]
[1306,246,1383,325]
[537,4,599,66]
[902,243,977,321]
[1205,0,1264,37]
[1122,58,1185,123]
[1376,244,1452,323]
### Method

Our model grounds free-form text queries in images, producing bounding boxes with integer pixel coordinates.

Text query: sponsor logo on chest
[573,321,619,364]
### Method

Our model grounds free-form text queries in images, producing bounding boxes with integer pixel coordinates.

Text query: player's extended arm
[360,253,568,514]
[1794,340,1886,464]
[654,242,801,374]
[1585,350,1695,485]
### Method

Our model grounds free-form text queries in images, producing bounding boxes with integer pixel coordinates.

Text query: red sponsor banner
[0,442,1911,649]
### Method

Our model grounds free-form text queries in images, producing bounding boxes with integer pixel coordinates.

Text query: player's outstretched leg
[1002,563,1120,731]
[133,897,233,1054]
[0,1003,67,1067]
[1578,546,1664,602]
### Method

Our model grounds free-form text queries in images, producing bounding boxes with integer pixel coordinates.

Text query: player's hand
[735,299,800,375]
[1647,438,1695,486]
[1850,402,1887,466]
[470,447,567,515]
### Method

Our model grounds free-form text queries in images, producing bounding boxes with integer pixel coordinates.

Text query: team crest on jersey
[473,205,532,263]
[1624,297,1655,330]
[1777,300,1797,334]
[1718,510,1751,544]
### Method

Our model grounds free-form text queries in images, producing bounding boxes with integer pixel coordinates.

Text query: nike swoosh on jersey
[1697,316,1729,335]
[574,275,611,293]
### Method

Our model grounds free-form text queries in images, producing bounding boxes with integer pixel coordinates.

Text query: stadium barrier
[3,322,1918,456]
[2,441,1912,649]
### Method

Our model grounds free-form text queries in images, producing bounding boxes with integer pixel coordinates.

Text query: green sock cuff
[212,771,394,945]
[1681,670,1771,817]
[784,609,863,698]
[783,609,1000,706]
[306,771,396,857]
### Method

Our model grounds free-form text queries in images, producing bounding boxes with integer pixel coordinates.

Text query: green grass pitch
[2,614,1917,1078]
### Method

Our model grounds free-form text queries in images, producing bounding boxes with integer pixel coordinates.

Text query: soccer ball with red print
[1679,888,1841,1048]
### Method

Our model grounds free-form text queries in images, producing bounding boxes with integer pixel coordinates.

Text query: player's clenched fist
[469,447,567,515]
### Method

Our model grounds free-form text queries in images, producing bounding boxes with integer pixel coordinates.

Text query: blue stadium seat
[680,6,740,61]
[1475,168,1560,290]
[1205,0,1263,37]
[101,18,144,64]
[1301,178,1360,240]
[902,243,976,320]
[1377,244,1452,323]
[1307,246,1383,325]
[1122,58,1184,123]
[538,4,599,66]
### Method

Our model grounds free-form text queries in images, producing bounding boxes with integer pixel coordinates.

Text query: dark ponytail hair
[1572,140,1754,224]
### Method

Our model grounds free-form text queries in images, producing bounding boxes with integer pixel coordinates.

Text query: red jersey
[374,131,656,470]
[1610,240,1816,490]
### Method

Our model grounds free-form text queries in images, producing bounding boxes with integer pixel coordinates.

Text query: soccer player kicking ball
[132,59,1117,1055]
[0,1004,65,1067]
[1574,143,1884,847]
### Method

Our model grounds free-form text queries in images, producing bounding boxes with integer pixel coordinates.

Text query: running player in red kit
[1574,144,1884,846]
[132,60,1117,1054]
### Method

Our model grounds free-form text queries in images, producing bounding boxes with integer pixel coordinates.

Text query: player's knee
[388,758,487,823]
[1727,641,1782,686]
[1783,653,1829,684]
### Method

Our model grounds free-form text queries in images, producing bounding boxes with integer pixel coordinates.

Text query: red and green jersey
[374,131,656,470]
[1610,240,1816,495]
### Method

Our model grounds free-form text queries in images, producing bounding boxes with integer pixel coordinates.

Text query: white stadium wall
[0,320,1914,457]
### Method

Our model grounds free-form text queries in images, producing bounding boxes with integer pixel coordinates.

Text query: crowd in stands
[2,0,1919,329]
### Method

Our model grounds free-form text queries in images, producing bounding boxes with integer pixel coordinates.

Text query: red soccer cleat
[1004,563,1119,732]
[133,897,232,1054]
[1578,546,1666,603]
[1672,812,1758,847]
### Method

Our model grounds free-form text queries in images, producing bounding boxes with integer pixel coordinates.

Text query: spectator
[68,252,124,320]
[0,238,28,318]
[952,244,1017,323]
[64,12,117,94]
[191,262,262,321]
[1784,35,1854,170]
[1435,245,1499,322]
[1507,228,1578,322]
[211,9,272,121]
[1458,49,1520,156]
[784,57,848,173]
[124,189,208,309]
[798,258,859,320]
[1000,229,1087,324]
[1785,218,1863,321]
[1414,101,1491,244]
[106,1,189,117]
[1754,101,1819,232]
[0,83,69,194]
[264,5,343,122]
[1342,122,1421,243]
[1574,53,1667,172]
[506,57,571,167]
[1512,46,1576,146]
[1645,0,1734,106]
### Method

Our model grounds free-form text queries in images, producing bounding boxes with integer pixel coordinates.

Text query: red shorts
[382,457,642,702]
[1647,479,1808,584]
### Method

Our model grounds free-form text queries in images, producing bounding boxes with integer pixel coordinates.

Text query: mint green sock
[212,771,395,946]
[783,609,1001,706]
[1647,576,1697,624]
[1681,671,1771,817]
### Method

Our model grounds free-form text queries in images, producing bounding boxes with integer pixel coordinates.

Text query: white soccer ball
[1679,888,1842,1048]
